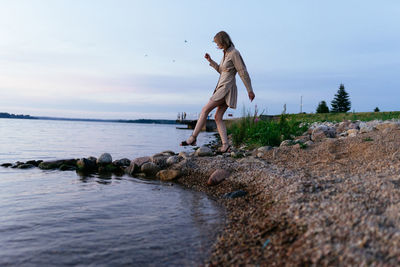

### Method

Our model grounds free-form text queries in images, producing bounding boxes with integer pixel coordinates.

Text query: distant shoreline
[0,112,177,125]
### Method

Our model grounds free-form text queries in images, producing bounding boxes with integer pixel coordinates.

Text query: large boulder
[126,156,151,175]
[97,153,112,165]
[207,169,230,186]
[156,170,182,181]
[195,146,213,157]
[141,162,160,177]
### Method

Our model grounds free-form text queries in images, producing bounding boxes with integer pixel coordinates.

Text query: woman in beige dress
[180,31,255,152]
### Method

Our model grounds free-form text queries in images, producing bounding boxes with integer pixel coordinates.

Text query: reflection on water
[0,169,225,266]
[0,119,224,266]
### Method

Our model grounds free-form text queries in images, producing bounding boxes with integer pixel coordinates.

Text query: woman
[180,31,255,152]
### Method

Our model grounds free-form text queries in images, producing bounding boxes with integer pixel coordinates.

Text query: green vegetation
[331,84,351,113]
[227,111,400,148]
[316,101,330,113]
[227,113,308,148]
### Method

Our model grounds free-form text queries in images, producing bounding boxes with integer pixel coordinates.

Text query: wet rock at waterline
[39,159,77,170]
[97,153,112,165]
[157,169,182,181]
[141,162,160,177]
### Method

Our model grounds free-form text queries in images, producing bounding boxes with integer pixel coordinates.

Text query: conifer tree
[331,84,351,112]
[316,101,329,113]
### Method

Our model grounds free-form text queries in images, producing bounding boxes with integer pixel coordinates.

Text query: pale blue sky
[1,0,399,119]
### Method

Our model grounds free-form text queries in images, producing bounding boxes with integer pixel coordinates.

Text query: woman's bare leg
[214,103,229,151]
[186,99,226,143]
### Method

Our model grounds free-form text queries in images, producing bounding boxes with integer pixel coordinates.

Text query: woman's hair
[214,31,234,49]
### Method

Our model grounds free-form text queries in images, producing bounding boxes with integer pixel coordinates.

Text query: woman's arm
[232,51,255,101]
[205,53,220,73]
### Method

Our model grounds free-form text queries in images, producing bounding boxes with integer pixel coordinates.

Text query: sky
[1,0,399,119]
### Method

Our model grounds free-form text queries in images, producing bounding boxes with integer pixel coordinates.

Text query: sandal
[180,135,197,146]
[218,143,231,153]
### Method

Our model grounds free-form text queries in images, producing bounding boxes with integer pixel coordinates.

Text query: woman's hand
[204,53,211,62]
[248,91,255,102]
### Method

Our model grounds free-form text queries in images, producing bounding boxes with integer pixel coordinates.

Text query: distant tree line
[0,112,37,119]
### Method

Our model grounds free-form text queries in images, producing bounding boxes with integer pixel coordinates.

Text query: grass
[227,111,400,148]
[227,113,308,148]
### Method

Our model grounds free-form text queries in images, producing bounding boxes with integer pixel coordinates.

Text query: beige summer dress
[209,45,254,109]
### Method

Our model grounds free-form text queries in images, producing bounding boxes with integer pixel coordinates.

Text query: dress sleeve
[209,59,220,73]
[232,51,254,94]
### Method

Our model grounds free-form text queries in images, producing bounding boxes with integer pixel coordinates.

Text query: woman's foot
[218,143,231,153]
[180,135,197,146]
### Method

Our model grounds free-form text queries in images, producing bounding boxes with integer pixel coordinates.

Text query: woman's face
[214,38,224,50]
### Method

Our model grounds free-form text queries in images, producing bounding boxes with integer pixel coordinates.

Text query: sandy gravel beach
[177,125,400,266]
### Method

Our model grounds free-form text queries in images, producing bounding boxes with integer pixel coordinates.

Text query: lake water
[0,119,224,266]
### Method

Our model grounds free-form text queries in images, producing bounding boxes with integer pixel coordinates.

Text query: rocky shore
[2,119,400,265]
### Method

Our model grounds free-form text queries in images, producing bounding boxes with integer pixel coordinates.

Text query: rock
[151,154,168,168]
[97,153,112,165]
[280,140,294,147]
[256,152,264,158]
[26,160,42,167]
[195,146,213,157]
[311,125,336,141]
[161,150,175,156]
[98,164,117,173]
[178,151,189,158]
[207,169,230,186]
[166,155,180,166]
[39,159,76,170]
[347,129,358,137]
[257,146,272,153]
[231,151,244,158]
[77,158,97,172]
[292,143,301,149]
[156,170,181,181]
[223,190,247,199]
[141,162,160,176]
[113,158,131,167]
[131,156,151,168]
[359,121,376,133]
[59,164,77,171]
[17,163,35,169]
[1,163,12,168]
[305,140,314,146]
[125,162,139,175]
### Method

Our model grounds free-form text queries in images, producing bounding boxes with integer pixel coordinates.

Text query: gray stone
[178,151,189,158]
[113,158,131,167]
[195,146,213,157]
[207,169,230,186]
[141,162,160,176]
[77,158,97,172]
[97,153,112,165]
[161,150,175,156]
[151,154,168,168]
[125,162,139,175]
[280,140,294,147]
[59,164,77,171]
[132,156,151,168]
[1,163,12,168]
[156,169,181,181]
[166,155,180,166]
[257,146,272,153]
[305,140,314,146]
[39,159,76,170]
[17,163,35,169]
